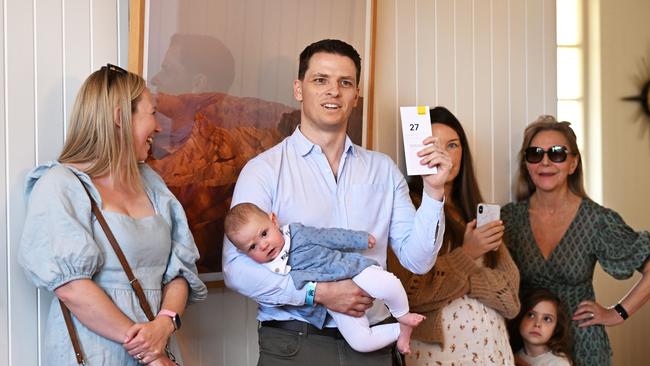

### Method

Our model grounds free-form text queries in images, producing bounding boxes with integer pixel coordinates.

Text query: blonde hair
[59,65,147,189]
[514,115,588,201]
[224,202,268,245]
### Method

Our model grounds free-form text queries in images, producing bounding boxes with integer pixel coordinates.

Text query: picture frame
[128,0,377,288]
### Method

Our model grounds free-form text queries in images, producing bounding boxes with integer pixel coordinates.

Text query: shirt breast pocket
[347,183,391,229]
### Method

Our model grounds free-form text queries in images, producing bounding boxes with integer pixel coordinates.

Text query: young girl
[510,288,573,366]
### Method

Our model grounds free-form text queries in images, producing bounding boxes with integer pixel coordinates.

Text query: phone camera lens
[478,205,483,214]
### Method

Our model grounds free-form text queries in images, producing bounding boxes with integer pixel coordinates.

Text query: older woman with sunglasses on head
[502,115,650,366]
[18,65,207,365]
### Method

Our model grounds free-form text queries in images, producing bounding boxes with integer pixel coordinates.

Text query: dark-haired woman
[502,115,650,366]
[393,106,520,365]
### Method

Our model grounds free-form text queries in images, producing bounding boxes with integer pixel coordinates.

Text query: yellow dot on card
[417,106,427,115]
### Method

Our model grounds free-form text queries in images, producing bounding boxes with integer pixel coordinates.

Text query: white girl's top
[18,162,207,365]
[516,349,572,366]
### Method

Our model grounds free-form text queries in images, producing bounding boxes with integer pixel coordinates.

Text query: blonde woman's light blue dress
[19,161,207,366]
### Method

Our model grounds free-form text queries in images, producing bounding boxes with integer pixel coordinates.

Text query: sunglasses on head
[524,145,573,164]
[101,63,128,88]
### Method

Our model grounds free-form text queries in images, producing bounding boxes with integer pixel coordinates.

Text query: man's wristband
[614,303,629,320]
[305,282,317,306]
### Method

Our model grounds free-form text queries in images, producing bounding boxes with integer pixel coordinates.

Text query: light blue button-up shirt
[223,127,444,326]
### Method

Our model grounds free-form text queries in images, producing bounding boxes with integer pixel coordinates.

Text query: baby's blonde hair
[224,202,269,245]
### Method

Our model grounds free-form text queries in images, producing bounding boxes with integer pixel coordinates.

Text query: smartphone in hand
[476,203,500,228]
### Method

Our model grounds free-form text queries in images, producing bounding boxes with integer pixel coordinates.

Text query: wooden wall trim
[128,0,145,75]
[366,0,377,149]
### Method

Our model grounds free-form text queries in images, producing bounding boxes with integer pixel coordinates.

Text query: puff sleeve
[594,206,650,280]
[18,164,103,291]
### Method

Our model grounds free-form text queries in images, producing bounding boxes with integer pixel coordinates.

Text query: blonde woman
[19,64,207,365]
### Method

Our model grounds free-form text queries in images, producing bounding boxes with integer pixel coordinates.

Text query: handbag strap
[59,176,157,365]
[78,181,156,321]
[59,300,86,365]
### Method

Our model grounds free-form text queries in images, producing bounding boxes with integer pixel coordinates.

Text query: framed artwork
[129,0,377,287]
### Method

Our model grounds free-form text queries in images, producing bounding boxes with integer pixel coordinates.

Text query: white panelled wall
[373,0,556,204]
[0,0,129,364]
[2,0,648,366]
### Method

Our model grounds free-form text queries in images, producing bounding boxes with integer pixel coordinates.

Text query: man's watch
[158,309,182,331]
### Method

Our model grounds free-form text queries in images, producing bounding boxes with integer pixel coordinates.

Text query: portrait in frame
[128,0,377,287]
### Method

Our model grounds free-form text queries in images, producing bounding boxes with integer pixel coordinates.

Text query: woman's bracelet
[613,303,629,320]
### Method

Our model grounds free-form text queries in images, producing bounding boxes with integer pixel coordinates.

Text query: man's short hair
[298,39,361,84]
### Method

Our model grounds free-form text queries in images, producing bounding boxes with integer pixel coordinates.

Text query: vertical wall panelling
[224,289,255,366]
[435,0,455,112]
[118,0,129,68]
[472,0,494,201]
[492,0,510,204]
[373,0,557,206]
[91,0,118,69]
[507,0,526,199]
[1,1,120,365]
[275,0,298,105]
[240,1,263,101]
[34,0,64,361]
[524,0,544,121]
[416,0,436,107]
[245,295,259,365]
[257,0,282,103]
[229,0,248,96]
[454,0,474,141]
[176,288,261,365]
[6,0,37,364]
[35,0,64,165]
[0,0,7,363]
[63,0,91,126]
[177,290,225,365]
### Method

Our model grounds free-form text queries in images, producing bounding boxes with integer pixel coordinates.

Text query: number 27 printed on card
[400,106,438,176]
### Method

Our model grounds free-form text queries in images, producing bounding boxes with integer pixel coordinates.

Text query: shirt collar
[290,125,357,157]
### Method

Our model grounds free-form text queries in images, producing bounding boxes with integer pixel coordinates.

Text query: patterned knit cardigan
[393,245,521,346]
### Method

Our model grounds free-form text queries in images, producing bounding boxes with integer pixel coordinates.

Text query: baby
[224,202,425,354]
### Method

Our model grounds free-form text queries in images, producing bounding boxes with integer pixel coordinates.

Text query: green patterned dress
[502,199,650,366]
